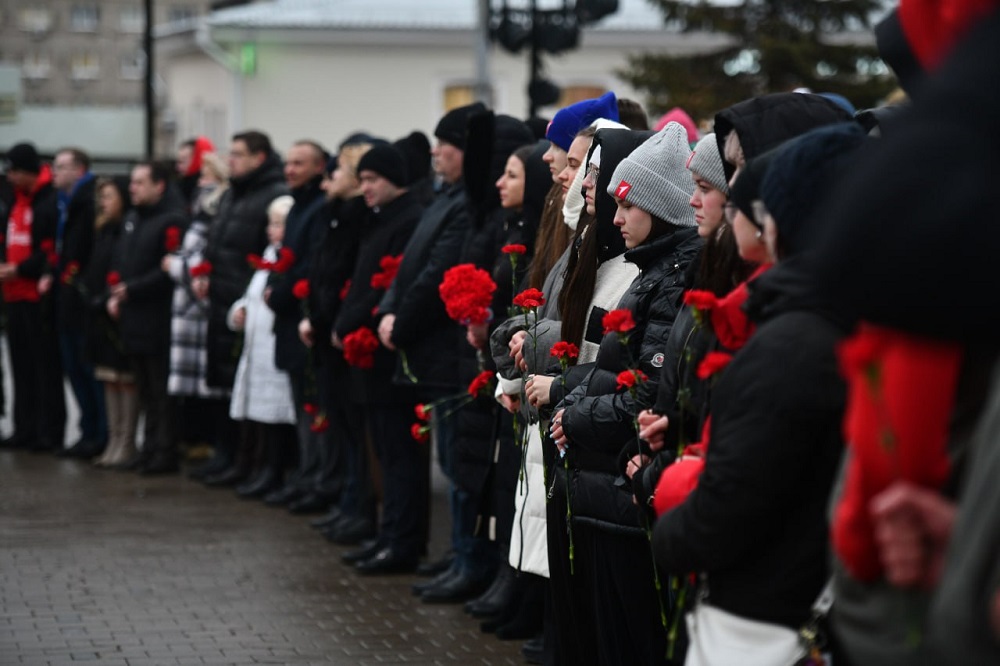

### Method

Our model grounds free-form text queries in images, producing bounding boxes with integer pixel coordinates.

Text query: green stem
[399,349,419,383]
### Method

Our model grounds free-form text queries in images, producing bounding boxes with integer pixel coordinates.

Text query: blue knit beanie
[545,91,619,151]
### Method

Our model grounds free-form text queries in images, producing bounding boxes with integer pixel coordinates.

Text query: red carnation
[271,247,295,274]
[61,261,81,285]
[310,413,330,433]
[696,352,734,380]
[468,370,495,397]
[616,368,649,390]
[439,264,497,325]
[411,423,431,443]
[512,287,546,309]
[339,279,352,300]
[502,244,527,255]
[602,309,636,335]
[342,327,380,369]
[292,279,310,300]
[40,238,57,266]
[370,254,403,290]
[683,289,718,311]
[164,226,181,252]
[415,403,430,421]
[106,271,122,287]
[303,402,319,416]
[247,253,266,270]
[550,341,579,361]
[190,261,212,278]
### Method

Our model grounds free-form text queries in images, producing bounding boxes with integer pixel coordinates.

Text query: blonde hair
[200,151,229,184]
[267,194,295,223]
[723,130,745,171]
[336,143,372,181]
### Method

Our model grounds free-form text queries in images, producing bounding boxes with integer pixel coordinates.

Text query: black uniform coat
[334,190,422,405]
[377,181,470,390]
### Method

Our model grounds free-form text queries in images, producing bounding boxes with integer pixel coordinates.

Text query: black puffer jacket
[112,189,187,356]
[204,153,287,387]
[559,226,702,464]
[267,176,328,373]
[335,190,422,405]
[377,181,470,390]
[653,258,847,629]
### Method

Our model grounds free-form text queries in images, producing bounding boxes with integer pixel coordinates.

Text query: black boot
[204,425,256,487]
[236,424,283,498]
[465,563,518,618]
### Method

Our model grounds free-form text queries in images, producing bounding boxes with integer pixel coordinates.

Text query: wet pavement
[0,450,524,665]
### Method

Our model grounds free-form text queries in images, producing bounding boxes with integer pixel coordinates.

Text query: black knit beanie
[357,144,408,187]
[393,131,431,185]
[6,142,41,174]
[434,102,488,150]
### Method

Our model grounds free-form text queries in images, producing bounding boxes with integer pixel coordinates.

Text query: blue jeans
[60,330,107,444]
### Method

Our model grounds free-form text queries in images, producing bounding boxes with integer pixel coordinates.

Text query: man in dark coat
[52,147,106,459]
[376,102,488,600]
[108,161,188,474]
[259,140,341,512]
[0,142,66,452]
[194,130,287,479]
[338,143,425,573]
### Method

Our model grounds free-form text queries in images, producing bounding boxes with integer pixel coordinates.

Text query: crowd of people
[2,2,999,664]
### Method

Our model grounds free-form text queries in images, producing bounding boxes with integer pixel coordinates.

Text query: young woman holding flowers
[546,122,702,665]
[651,123,867,665]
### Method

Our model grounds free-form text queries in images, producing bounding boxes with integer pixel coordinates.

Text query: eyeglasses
[583,163,600,185]
[723,201,739,225]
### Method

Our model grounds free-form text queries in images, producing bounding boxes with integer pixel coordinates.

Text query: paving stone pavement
[0,451,525,665]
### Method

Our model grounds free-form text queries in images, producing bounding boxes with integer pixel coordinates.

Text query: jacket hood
[522,139,553,233]
[713,92,855,182]
[463,110,535,223]
[745,256,849,328]
[591,128,654,264]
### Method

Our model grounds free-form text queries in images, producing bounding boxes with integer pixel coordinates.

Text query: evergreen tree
[621,0,898,122]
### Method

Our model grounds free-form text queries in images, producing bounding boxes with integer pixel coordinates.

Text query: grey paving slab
[0,451,524,665]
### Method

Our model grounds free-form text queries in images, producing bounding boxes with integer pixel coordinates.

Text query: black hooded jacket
[204,152,288,387]
[713,92,854,182]
[653,258,847,629]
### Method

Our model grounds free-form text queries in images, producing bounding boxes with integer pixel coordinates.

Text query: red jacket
[4,164,58,303]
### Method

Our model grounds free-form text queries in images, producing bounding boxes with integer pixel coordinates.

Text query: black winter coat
[309,196,367,344]
[335,191,422,405]
[112,191,187,356]
[560,227,702,467]
[267,177,328,373]
[82,221,129,371]
[652,259,847,629]
[57,176,96,330]
[204,153,287,387]
[378,181,470,390]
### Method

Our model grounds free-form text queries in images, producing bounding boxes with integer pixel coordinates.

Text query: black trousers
[132,352,174,461]
[6,301,65,449]
[369,401,429,559]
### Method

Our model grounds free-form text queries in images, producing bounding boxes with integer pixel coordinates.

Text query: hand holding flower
[550,408,567,453]
[525,374,555,408]
[638,409,669,452]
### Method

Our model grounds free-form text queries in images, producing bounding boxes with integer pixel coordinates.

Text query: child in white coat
[226,195,298,498]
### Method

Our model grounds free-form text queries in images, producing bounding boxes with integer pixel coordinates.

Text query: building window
[120,6,145,33]
[18,8,53,34]
[167,5,197,24]
[443,84,475,113]
[558,85,608,108]
[71,52,101,81]
[120,51,145,80]
[69,4,100,32]
[22,51,52,80]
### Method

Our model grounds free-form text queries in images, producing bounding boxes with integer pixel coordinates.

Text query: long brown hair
[526,182,572,290]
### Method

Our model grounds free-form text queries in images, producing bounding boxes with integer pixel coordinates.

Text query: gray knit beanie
[607,122,696,226]
[687,133,729,197]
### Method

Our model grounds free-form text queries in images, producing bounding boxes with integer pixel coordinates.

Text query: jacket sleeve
[652,320,845,576]
[126,220,177,303]
[18,199,59,279]
[391,206,470,347]
[335,230,412,338]
[561,284,682,456]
